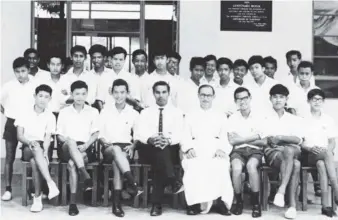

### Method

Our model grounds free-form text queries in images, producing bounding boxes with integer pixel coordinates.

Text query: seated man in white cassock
[181,84,234,216]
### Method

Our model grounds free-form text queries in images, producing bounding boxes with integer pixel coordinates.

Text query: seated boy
[57,80,99,216]
[99,79,143,217]
[263,84,304,219]
[301,88,338,217]
[16,84,60,212]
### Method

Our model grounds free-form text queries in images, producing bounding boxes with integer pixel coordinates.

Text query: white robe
[181,108,234,208]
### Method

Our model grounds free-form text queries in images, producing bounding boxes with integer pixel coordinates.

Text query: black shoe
[322,207,335,217]
[231,202,243,215]
[218,201,231,216]
[68,204,79,216]
[252,204,262,218]
[172,181,184,194]
[112,203,125,217]
[126,183,143,198]
[150,204,162,216]
[186,205,200,215]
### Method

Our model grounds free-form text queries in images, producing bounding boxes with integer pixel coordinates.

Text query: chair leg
[132,166,140,208]
[301,169,308,211]
[91,167,98,206]
[51,163,60,206]
[261,168,269,211]
[142,167,149,208]
[61,163,68,206]
[22,163,28,206]
[103,166,109,207]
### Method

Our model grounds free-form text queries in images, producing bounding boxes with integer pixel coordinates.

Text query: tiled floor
[1,175,336,220]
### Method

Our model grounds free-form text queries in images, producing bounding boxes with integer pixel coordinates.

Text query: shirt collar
[66,67,88,76]
[71,104,90,113]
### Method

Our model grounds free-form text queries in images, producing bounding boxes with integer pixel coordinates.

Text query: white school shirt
[303,112,337,148]
[262,110,304,139]
[228,110,265,150]
[176,78,200,114]
[247,76,279,113]
[56,104,99,143]
[35,74,68,113]
[141,71,178,107]
[1,76,37,119]
[34,68,50,81]
[97,69,141,107]
[214,80,239,115]
[275,71,316,90]
[59,68,98,105]
[98,104,139,144]
[289,82,319,117]
[200,74,219,88]
[135,104,184,145]
[15,105,56,141]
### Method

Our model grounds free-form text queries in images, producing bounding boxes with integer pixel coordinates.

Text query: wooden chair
[60,141,100,206]
[300,163,338,211]
[260,165,280,211]
[140,164,185,209]
[21,135,60,206]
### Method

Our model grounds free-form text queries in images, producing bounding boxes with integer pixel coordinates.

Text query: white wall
[179,0,338,158]
[1,1,31,159]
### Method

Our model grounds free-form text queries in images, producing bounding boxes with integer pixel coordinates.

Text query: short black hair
[217,57,233,70]
[204,54,217,63]
[108,47,127,58]
[132,49,148,61]
[234,87,251,100]
[248,55,264,67]
[297,61,313,71]
[307,88,325,100]
[35,84,52,96]
[70,45,87,57]
[152,81,170,93]
[112,78,129,93]
[270,84,289,97]
[167,51,181,63]
[24,48,39,58]
[13,57,30,69]
[88,44,107,57]
[198,84,215,95]
[189,57,205,71]
[48,53,64,64]
[263,56,277,70]
[153,48,167,57]
[71,80,88,92]
[286,50,302,60]
[233,59,249,70]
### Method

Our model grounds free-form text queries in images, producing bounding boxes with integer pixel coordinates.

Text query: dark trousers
[137,142,180,204]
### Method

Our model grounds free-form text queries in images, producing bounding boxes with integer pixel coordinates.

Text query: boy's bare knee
[293,159,300,172]
[246,159,259,174]
[283,147,295,158]
[67,160,76,170]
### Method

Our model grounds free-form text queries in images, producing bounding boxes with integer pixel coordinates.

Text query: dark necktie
[158,108,164,133]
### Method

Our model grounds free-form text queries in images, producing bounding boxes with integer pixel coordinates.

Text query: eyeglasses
[311,97,324,103]
[199,93,213,99]
[235,96,249,102]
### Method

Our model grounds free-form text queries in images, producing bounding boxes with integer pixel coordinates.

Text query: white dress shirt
[15,105,56,141]
[289,82,319,117]
[200,74,219,88]
[141,71,178,107]
[98,104,139,144]
[97,69,141,107]
[228,110,265,149]
[34,68,50,81]
[135,104,184,145]
[59,68,98,105]
[275,71,316,89]
[1,76,37,119]
[303,112,337,148]
[57,104,99,142]
[35,74,68,113]
[247,76,279,113]
[176,78,200,114]
[214,80,239,115]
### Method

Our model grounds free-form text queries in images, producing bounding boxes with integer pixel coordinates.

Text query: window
[313,0,338,98]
